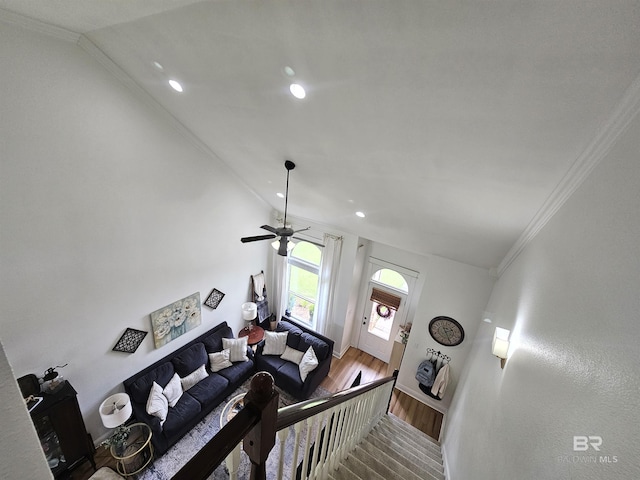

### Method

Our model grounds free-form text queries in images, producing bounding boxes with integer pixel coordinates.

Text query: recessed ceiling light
[153,61,164,71]
[276,192,285,198]
[356,211,365,218]
[284,66,296,77]
[169,79,183,93]
[289,83,306,99]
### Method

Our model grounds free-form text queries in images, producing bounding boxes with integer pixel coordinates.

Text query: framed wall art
[112,328,148,353]
[204,288,225,309]
[150,292,202,349]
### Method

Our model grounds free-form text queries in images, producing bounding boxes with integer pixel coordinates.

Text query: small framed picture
[112,328,148,353]
[204,288,225,309]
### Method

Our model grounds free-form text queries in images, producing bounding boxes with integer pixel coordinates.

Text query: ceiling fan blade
[260,225,279,234]
[241,234,276,243]
[291,236,325,248]
[292,227,310,234]
[278,237,289,256]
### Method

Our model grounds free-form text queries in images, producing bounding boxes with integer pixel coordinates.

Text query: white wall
[442,109,640,478]
[349,242,495,412]
[0,19,271,448]
[0,343,53,479]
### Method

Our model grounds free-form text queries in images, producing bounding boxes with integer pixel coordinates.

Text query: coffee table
[238,325,265,346]
[219,393,246,480]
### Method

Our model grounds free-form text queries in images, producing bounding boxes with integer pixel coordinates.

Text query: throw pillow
[262,331,288,356]
[299,346,319,382]
[180,364,208,391]
[209,349,233,372]
[222,337,249,362]
[162,373,183,407]
[146,381,168,424]
[280,345,305,365]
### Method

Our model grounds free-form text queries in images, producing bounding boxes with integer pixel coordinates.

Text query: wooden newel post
[243,372,279,480]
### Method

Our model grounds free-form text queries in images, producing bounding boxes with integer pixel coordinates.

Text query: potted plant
[101,425,131,455]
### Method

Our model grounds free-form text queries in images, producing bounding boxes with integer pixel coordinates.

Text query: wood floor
[70,347,442,479]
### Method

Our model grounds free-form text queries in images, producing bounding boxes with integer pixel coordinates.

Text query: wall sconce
[492,327,510,369]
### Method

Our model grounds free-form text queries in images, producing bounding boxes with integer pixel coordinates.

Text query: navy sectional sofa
[122,321,255,455]
[255,317,334,400]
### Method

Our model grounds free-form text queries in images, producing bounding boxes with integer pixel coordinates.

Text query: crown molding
[0,8,80,43]
[498,73,640,276]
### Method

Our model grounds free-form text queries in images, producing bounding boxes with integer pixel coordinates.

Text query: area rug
[138,380,331,480]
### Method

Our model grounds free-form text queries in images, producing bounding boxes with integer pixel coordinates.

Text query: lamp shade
[241,302,257,321]
[492,327,510,359]
[99,393,132,428]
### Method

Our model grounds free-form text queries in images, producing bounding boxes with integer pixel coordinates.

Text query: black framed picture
[112,328,148,353]
[204,288,225,309]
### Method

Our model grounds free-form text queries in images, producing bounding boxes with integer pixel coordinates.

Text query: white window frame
[286,241,322,326]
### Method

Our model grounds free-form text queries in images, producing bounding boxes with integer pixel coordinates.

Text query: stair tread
[376,420,442,460]
[368,429,445,477]
[387,413,441,445]
[340,453,386,480]
[350,444,430,480]
[359,437,445,480]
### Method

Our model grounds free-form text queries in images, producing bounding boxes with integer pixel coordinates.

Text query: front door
[357,284,407,363]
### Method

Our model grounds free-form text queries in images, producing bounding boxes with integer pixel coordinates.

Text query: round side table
[238,325,265,346]
[110,422,153,477]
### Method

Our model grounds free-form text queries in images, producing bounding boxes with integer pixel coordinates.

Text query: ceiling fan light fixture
[271,239,295,253]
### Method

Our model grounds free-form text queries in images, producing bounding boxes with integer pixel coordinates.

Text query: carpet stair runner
[329,414,445,480]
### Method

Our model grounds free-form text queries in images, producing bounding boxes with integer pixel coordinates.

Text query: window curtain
[314,233,343,337]
[272,253,289,321]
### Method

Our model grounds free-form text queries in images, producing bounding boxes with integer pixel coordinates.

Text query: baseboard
[441,443,451,479]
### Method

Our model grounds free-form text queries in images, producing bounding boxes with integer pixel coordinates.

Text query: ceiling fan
[241,160,323,256]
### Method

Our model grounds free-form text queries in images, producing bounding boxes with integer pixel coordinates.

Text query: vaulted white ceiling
[3,1,640,269]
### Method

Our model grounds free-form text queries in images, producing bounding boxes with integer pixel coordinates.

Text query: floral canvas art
[150,292,202,348]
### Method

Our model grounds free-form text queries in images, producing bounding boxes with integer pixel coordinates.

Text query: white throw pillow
[262,331,288,356]
[146,381,168,424]
[299,346,319,382]
[162,373,183,407]
[280,345,305,365]
[209,349,233,372]
[180,364,208,391]
[222,337,249,362]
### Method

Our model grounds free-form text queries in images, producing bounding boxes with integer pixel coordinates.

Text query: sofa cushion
[222,337,249,362]
[163,373,183,407]
[146,382,169,424]
[299,346,319,382]
[263,331,288,355]
[216,359,255,384]
[202,325,234,353]
[172,343,208,377]
[276,361,304,392]
[300,332,330,362]
[162,393,202,438]
[209,349,233,372]
[186,373,229,407]
[129,362,175,404]
[277,321,303,349]
[180,364,208,391]
[281,345,305,364]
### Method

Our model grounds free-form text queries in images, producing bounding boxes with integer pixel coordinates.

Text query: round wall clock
[428,316,465,346]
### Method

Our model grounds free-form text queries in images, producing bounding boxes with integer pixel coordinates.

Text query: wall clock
[428,316,465,346]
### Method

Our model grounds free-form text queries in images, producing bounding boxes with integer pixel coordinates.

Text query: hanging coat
[431,363,450,397]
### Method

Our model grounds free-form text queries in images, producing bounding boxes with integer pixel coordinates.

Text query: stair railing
[172,370,398,480]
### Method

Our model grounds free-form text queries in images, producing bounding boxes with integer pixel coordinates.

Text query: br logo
[573,436,602,451]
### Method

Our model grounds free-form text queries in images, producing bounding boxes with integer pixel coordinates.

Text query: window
[286,241,322,324]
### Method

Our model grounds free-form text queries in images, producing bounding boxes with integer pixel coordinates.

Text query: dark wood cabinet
[29,381,96,478]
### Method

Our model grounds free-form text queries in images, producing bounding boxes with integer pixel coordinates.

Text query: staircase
[329,414,445,480]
